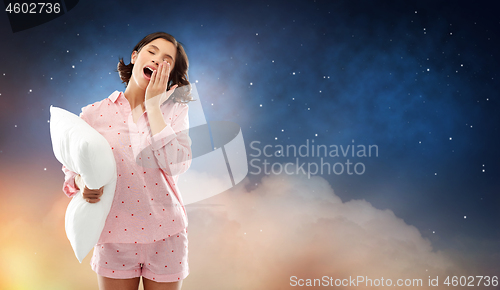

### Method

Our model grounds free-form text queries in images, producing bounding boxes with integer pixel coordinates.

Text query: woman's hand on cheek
[145,61,178,111]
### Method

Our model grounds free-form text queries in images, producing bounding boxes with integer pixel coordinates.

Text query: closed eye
[149,51,169,62]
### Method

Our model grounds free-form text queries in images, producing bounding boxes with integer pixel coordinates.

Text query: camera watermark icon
[131,84,250,205]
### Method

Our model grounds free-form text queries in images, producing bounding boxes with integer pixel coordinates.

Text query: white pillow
[49,106,117,263]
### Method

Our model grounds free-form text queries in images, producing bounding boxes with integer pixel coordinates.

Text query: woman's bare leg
[143,277,183,290]
[97,275,141,290]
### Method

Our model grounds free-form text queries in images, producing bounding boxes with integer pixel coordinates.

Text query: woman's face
[130,38,177,90]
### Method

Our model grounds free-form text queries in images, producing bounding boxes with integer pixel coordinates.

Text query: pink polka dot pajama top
[62,90,192,245]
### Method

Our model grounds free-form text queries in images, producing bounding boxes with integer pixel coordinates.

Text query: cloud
[0,167,99,289]
[0,167,482,289]
[184,169,474,289]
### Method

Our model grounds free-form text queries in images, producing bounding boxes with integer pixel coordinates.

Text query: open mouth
[143,67,154,79]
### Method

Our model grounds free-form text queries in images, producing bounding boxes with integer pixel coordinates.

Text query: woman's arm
[62,165,79,198]
[61,107,88,198]
[141,61,192,176]
[145,102,192,177]
[144,60,178,136]
[61,105,103,202]
[147,103,168,136]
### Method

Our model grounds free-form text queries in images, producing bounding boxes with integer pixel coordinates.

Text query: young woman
[62,32,193,290]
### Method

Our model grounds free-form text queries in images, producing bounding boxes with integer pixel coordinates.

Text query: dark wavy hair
[116,32,194,104]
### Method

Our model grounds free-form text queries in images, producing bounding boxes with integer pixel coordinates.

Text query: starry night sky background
[0,0,499,289]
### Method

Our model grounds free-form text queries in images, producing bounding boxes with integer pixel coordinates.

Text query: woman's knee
[97,275,141,290]
[143,277,183,290]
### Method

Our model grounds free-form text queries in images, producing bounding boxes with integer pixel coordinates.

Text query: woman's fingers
[158,62,163,84]
[163,62,170,87]
[83,186,104,203]
[86,198,100,203]
[151,68,158,85]
[84,186,102,194]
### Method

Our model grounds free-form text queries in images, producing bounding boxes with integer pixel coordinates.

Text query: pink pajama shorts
[90,228,189,282]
